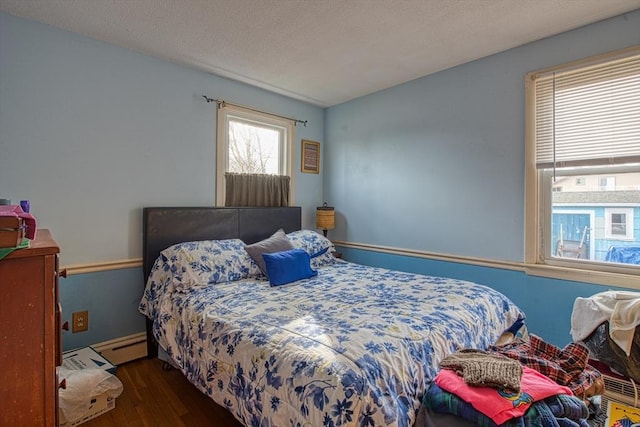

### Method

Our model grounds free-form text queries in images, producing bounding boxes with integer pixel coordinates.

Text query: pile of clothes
[571,290,640,382]
[423,334,604,427]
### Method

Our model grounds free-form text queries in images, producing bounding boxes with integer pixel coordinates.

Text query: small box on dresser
[0,216,24,247]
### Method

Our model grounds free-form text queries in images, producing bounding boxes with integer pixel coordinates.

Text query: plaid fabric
[489,334,602,397]
[424,383,590,427]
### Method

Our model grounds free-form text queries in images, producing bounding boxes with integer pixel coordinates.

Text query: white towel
[570,290,640,356]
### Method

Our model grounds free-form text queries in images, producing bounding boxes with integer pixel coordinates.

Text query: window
[605,208,634,240]
[525,47,640,285]
[216,103,294,206]
[599,177,615,191]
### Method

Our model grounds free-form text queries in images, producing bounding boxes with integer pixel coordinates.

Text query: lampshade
[316,203,335,236]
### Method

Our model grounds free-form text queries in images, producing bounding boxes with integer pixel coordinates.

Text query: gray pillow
[244,228,294,275]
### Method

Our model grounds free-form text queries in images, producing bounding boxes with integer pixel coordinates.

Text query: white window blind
[533,50,640,169]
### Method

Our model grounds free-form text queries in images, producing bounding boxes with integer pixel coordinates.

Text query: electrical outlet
[72,310,89,333]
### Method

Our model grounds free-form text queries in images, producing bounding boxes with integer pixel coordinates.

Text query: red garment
[489,334,602,397]
[0,204,37,239]
[435,366,573,424]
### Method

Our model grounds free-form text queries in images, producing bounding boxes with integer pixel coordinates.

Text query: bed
[139,206,525,427]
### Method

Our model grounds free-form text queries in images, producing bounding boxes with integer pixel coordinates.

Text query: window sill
[524,263,639,289]
[336,240,639,290]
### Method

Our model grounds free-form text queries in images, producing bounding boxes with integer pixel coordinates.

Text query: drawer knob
[62,321,69,331]
[59,269,68,278]
[59,378,66,389]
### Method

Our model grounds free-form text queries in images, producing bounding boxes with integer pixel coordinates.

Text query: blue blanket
[424,382,590,427]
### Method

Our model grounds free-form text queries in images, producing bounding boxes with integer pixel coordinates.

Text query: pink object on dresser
[0,204,37,239]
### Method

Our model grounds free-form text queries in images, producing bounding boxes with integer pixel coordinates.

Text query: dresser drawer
[0,230,60,426]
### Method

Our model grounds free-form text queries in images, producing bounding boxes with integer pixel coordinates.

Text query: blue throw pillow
[262,249,317,286]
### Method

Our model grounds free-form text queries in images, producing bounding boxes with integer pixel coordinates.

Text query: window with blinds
[525,47,640,286]
[533,51,640,169]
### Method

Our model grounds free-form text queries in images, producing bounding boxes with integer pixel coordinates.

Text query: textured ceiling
[1,0,639,107]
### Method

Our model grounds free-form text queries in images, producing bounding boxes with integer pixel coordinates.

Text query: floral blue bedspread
[140,260,524,427]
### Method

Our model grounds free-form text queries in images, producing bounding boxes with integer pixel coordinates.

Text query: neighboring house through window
[600,177,615,191]
[605,208,634,240]
[525,47,640,286]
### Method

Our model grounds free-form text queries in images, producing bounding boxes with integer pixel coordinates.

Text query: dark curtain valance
[225,173,290,207]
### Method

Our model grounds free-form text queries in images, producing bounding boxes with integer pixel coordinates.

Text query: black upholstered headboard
[142,206,302,357]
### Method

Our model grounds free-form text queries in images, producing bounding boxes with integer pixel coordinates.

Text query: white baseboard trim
[92,332,147,365]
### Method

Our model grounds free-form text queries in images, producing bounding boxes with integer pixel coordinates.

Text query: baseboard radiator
[92,332,147,365]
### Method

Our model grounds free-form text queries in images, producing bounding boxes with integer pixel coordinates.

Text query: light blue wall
[0,12,324,350]
[61,268,145,351]
[325,10,640,347]
[2,10,639,352]
[325,10,640,261]
[0,12,324,265]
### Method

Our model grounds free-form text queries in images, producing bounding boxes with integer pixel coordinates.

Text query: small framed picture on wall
[301,139,320,173]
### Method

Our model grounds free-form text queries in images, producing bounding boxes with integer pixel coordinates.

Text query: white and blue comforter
[140,260,524,427]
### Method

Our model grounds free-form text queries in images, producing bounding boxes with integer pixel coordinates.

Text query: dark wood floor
[82,357,243,427]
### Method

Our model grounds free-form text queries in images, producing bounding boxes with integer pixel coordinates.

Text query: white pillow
[286,230,336,268]
[161,239,261,290]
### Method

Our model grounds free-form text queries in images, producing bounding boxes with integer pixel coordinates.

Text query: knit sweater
[439,349,523,391]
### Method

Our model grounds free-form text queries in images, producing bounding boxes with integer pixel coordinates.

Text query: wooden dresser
[0,229,64,426]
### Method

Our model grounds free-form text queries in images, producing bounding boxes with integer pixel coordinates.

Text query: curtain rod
[202,95,308,127]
